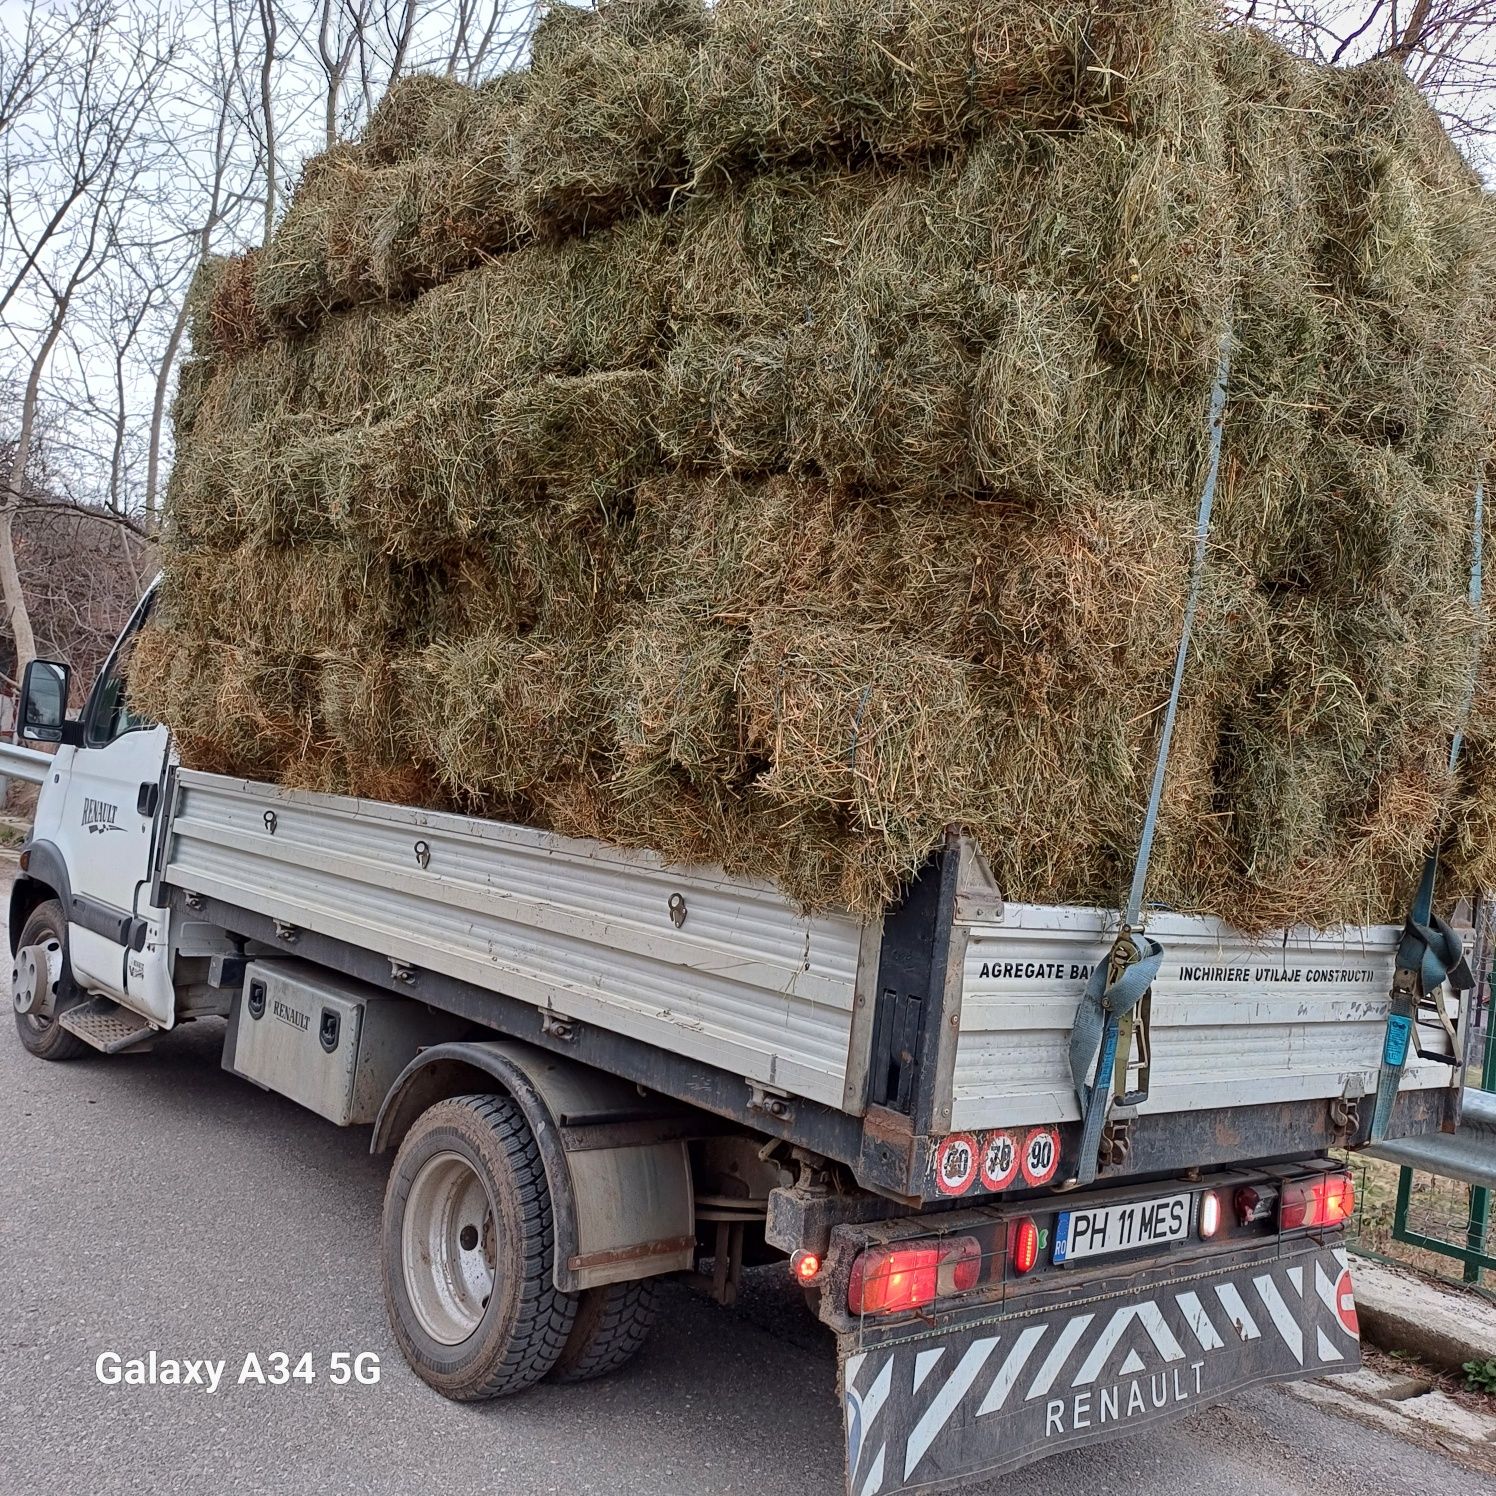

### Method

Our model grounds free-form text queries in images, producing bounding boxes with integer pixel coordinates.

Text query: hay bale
[968,289,1101,506]
[192,250,269,359]
[604,608,748,787]
[386,213,672,406]
[415,630,604,804]
[740,617,984,888]
[512,0,701,235]
[253,146,372,330]
[156,12,1496,927]
[362,73,478,165]
[328,396,497,559]
[685,0,1203,175]
[491,369,661,518]
[655,323,791,472]
[156,543,421,659]
[129,626,315,782]
[170,356,216,440]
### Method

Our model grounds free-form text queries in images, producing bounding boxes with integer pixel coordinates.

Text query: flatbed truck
[5,582,1471,1493]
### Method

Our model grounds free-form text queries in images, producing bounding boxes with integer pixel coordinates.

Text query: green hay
[740,617,984,885]
[513,0,699,235]
[386,213,672,404]
[152,13,1496,927]
[605,608,748,787]
[685,0,1205,176]
[253,146,371,330]
[414,630,604,804]
[361,73,479,165]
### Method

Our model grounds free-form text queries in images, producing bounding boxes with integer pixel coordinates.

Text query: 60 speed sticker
[934,1133,979,1196]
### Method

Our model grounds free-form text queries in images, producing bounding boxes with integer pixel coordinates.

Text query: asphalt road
[0,880,1491,1496]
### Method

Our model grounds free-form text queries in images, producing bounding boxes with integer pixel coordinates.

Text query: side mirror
[19,659,75,745]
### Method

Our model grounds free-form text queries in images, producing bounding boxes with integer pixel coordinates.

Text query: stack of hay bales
[137,0,1496,929]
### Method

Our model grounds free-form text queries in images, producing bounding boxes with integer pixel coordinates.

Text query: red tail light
[1010,1217,1039,1275]
[848,1236,981,1316]
[1280,1171,1355,1231]
[790,1249,821,1283]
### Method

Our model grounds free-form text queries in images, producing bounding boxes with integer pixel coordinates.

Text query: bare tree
[315,0,364,147]
[0,3,175,673]
[145,0,266,521]
[255,0,280,245]
[1228,2,1496,152]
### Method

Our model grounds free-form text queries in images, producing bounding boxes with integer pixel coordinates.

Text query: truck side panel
[159,773,869,1110]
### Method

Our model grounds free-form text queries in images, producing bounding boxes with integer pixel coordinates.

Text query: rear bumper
[840,1239,1358,1495]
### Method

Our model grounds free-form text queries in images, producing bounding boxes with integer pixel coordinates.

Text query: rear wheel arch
[373,1039,695,1295]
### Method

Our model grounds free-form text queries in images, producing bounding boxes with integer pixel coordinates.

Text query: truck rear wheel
[12,899,87,1062]
[382,1093,578,1400]
[548,1277,660,1383]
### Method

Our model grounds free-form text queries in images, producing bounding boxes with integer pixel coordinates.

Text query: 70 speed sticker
[934,1125,1062,1196]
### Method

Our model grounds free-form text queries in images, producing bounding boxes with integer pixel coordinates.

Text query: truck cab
[11,584,180,1050]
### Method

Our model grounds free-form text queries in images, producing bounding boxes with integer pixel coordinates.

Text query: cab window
[85,598,156,747]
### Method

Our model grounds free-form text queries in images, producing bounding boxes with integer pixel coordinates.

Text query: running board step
[59,998,156,1053]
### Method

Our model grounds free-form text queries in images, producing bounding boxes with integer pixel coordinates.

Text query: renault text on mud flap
[81,796,123,833]
[841,1245,1359,1496]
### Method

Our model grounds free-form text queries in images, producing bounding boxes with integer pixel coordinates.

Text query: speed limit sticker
[934,1133,979,1196]
[1019,1126,1060,1187]
[979,1131,1020,1192]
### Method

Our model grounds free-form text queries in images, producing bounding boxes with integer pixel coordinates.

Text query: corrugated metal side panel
[950,903,1449,1132]
[163,774,865,1108]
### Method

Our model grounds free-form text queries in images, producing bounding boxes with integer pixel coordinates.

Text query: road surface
[0,878,1492,1494]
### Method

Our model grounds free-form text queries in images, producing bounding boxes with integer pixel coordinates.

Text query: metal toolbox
[223,959,463,1125]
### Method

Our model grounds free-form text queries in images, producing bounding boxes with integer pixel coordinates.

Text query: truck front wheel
[12,899,87,1062]
[382,1093,578,1400]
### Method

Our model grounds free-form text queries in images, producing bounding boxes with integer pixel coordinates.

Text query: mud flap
[840,1244,1359,1496]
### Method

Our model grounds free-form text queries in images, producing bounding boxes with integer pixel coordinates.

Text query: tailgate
[841,1238,1358,1495]
[948,901,1451,1133]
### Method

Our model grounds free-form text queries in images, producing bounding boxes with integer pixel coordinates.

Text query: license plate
[1052,1193,1191,1265]
[841,1243,1359,1496]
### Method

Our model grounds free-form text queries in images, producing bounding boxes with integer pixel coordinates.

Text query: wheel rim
[401,1150,500,1345]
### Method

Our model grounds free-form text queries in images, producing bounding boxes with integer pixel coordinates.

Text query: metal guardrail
[1360,975,1496,1283]
[1363,1089,1496,1191]
[0,739,53,785]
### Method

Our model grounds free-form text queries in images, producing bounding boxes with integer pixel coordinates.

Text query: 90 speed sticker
[1019,1126,1060,1187]
[930,1124,1064,1197]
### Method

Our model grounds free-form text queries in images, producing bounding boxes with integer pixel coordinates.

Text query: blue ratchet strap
[1367,470,1484,1144]
[1069,934,1165,1176]
[1068,326,1232,1186]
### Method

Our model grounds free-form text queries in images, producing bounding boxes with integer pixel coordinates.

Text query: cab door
[55,591,172,1016]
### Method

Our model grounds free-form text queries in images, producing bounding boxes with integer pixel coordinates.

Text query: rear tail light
[790,1249,821,1283]
[1279,1171,1355,1231]
[848,1235,981,1316]
[1010,1217,1039,1275]
[1235,1184,1276,1226]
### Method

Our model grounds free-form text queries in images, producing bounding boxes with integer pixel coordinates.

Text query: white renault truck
[6,582,1473,1493]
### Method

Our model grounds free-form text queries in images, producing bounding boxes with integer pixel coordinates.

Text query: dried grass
[147,10,1496,925]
